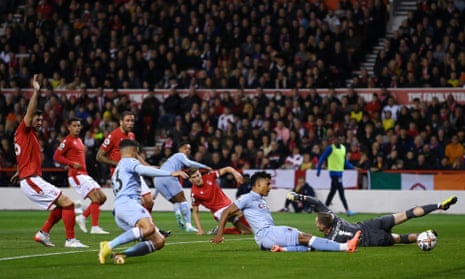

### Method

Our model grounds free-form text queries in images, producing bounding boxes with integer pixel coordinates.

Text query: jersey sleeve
[135,164,173,177]
[181,154,210,169]
[191,190,200,206]
[53,140,74,166]
[234,192,252,211]
[100,134,114,152]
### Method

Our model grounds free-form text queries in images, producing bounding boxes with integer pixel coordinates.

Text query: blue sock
[123,241,155,257]
[180,201,191,224]
[173,203,181,217]
[283,245,311,252]
[110,227,142,249]
[309,236,343,251]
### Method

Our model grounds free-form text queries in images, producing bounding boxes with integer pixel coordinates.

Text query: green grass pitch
[0,210,463,279]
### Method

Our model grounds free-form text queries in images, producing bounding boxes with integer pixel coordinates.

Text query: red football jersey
[99,128,135,174]
[54,134,87,176]
[14,120,42,179]
[191,171,232,213]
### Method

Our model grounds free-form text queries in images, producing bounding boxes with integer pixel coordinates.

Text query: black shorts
[360,215,396,246]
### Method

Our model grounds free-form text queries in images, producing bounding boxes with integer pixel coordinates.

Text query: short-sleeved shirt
[14,120,42,179]
[54,135,87,176]
[113,157,172,203]
[234,191,274,244]
[191,171,232,213]
[99,128,135,175]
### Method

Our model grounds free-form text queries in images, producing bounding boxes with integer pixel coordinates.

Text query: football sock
[179,201,192,224]
[110,227,142,249]
[83,205,91,218]
[283,245,311,252]
[89,202,100,226]
[400,234,413,244]
[173,203,181,216]
[123,241,155,257]
[406,204,437,219]
[62,205,76,239]
[41,207,62,233]
[309,236,344,251]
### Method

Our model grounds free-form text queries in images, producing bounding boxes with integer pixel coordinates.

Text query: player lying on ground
[98,139,188,264]
[188,167,252,235]
[287,192,458,246]
[211,171,361,252]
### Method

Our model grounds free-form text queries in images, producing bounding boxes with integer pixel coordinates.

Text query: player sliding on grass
[211,171,361,252]
[98,139,188,264]
[187,167,252,235]
[287,192,458,246]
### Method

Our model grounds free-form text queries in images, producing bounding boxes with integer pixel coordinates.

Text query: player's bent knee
[57,194,74,208]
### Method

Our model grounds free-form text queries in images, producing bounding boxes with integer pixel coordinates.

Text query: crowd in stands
[1,0,465,187]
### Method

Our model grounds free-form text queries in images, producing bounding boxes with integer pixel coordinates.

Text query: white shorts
[140,176,151,197]
[213,206,229,221]
[20,176,62,210]
[68,174,101,199]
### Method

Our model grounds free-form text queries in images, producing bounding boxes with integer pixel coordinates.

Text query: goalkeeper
[287,192,457,246]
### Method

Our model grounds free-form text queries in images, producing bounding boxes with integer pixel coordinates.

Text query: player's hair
[68,117,81,124]
[119,139,140,149]
[33,110,43,117]
[120,111,135,120]
[179,141,191,149]
[250,171,271,187]
[187,167,199,177]
[317,212,334,229]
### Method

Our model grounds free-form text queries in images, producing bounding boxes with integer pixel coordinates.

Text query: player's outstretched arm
[170,170,188,179]
[287,192,330,213]
[96,148,117,166]
[211,203,240,244]
[219,166,243,185]
[24,74,41,127]
[192,205,205,235]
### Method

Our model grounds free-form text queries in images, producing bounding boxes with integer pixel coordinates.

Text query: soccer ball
[416,230,437,251]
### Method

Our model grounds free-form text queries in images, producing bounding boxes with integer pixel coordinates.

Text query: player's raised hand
[32,74,41,91]
[234,173,243,185]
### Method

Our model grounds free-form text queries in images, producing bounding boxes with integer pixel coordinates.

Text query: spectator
[138,90,160,146]
[282,146,304,169]
[444,135,465,166]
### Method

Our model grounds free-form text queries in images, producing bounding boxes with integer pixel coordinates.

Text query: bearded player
[96,111,170,237]
[12,74,87,248]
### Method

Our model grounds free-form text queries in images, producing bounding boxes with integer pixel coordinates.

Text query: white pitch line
[0,237,254,262]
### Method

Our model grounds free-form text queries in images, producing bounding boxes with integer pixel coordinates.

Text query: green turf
[0,211,463,279]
